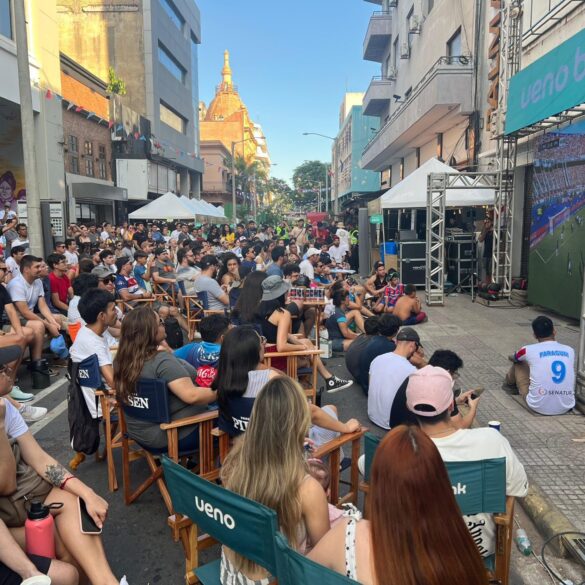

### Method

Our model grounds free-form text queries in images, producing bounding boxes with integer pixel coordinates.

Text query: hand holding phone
[78,497,102,534]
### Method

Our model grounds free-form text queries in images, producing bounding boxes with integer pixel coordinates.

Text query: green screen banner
[506,28,585,135]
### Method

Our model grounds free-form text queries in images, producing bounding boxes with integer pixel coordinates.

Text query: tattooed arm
[16,430,109,528]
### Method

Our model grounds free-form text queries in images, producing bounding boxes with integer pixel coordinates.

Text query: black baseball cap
[396,327,421,345]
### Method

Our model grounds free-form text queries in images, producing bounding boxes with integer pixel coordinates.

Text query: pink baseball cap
[406,365,454,417]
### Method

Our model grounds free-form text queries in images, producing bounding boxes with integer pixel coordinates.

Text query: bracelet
[60,475,76,490]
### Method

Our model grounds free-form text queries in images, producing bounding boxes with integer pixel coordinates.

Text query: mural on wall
[0,98,26,212]
[529,121,585,319]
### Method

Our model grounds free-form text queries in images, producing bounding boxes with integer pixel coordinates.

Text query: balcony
[363,11,392,62]
[361,56,475,171]
[363,76,394,116]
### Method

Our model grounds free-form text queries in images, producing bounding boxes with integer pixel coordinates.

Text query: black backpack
[164,317,184,349]
[67,361,100,455]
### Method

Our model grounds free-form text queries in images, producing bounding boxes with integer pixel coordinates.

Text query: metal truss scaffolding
[426,172,499,306]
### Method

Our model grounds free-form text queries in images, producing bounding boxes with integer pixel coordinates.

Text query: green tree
[106,67,127,96]
[223,154,268,219]
[258,178,293,225]
[292,160,328,210]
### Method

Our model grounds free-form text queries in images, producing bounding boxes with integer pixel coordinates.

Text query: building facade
[200,140,231,206]
[331,96,381,208]
[360,0,491,187]
[0,0,66,245]
[57,0,204,210]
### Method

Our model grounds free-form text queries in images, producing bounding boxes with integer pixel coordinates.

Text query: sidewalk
[417,294,585,532]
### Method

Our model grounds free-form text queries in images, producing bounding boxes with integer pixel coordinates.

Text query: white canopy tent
[128,191,195,220]
[198,199,226,219]
[179,196,213,217]
[379,158,495,209]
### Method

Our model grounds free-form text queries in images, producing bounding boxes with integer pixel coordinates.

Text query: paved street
[24,293,585,584]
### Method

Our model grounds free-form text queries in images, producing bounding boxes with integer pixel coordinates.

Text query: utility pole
[231,141,237,227]
[325,165,329,214]
[318,181,322,212]
[14,0,44,256]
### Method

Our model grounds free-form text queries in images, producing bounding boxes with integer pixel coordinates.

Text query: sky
[197,0,379,185]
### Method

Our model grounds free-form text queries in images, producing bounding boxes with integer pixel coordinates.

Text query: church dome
[205,50,247,121]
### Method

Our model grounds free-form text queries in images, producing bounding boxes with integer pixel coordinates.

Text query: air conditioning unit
[400,42,410,59]
[409,15,422,33]
[387,67,398,79]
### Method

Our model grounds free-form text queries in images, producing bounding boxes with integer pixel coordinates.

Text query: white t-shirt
[70,326,113,418]
[64,250,79,266]
[3,399,29,439]
[328,245,344,265]
[5,257,20,279]
[7,275,44,310]
[68,297,119,349]
[336,228,350,253]
[368,352,415,429]
[299,259,315,280]
[515,340,575,415]
[100,230,110,242]
[432,428,528,557]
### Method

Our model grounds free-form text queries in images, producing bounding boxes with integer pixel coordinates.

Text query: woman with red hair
[308,425,488,585]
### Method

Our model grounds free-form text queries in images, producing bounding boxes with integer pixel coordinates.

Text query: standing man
[290,220,308,249]
[506,315,575,415]
[299,247,320,280]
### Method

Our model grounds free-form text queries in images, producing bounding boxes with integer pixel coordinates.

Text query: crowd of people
[0,214,577,585]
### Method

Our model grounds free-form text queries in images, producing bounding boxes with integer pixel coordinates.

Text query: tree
[223,153,268,219]
[292,160,328,210]
[107,67,127,96]
[257,178,293,225]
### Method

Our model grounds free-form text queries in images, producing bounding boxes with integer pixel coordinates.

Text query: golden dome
[205,50,247,121]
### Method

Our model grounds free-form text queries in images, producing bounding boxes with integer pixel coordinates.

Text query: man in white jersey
[506,315,575,415]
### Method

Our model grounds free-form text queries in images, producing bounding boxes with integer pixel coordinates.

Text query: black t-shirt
[357,336,396,391]
[0,285,13,322]
[344,335,374,381]
[133,231,147,247]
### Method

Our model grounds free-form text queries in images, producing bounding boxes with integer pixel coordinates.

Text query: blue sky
[197,0,378,185]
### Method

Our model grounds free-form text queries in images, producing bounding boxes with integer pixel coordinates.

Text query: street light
[231,136,264,227]
[302,132,335,215]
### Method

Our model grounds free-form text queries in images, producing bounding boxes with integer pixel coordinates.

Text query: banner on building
[528,121,585,318]
[0,98,27,212]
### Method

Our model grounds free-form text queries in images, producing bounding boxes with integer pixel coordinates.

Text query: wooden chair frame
[263,348,322,403]
[152,282,177,306]
[183,295,205,339]
[96,390,122,493]
[115,297,155,314]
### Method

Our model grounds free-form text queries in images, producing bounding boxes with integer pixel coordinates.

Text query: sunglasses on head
[101,276,116,284]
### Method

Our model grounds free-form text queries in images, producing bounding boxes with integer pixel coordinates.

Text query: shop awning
[378,158,495,209]
[128,191,195,220]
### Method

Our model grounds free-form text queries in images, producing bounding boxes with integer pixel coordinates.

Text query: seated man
[344,316,379,382]
[357,314,402,393]
[365,261,388,301]
[47,253,74,315]
[406,365,528,560]
[367,327,424,429]
[5,245,26,283]
[373,271,404,314]
[6,255,62,373]
[175,247,200,296]
[392,283,427,325]
[324,289,364,352]
[174,314,229,387]
[194,255,229,310]
[506,315,575,415]
[114,257,152,303]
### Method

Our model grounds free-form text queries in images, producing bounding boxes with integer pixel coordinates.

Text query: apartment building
[360,0,489,187]
[57,0,204,210]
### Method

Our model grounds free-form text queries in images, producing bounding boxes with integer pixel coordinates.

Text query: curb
[518,481,578,557]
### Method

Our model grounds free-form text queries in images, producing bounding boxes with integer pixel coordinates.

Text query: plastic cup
[488,420,501,432]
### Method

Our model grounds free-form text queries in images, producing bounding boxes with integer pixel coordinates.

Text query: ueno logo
[195,497,236,530]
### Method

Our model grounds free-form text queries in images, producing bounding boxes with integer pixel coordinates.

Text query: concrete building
[60,53,127,226]
[0,0,66,242]
[56,0,204,211]
[200,140,231,206]
[360,0,490,188]
[332,94,381,209]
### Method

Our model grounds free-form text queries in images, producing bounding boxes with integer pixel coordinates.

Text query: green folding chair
[162,455,280,585]
[275,532,360,585]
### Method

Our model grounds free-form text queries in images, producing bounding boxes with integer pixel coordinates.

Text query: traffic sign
[370,214,383,224]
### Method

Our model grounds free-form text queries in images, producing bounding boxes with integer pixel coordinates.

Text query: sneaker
[326,375,353,393]
[9,386,34,402]
[19,404,48,422]
[119,576,129,585]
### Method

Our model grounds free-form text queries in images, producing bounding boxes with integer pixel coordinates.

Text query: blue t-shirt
[265,264,283,277]
[134,264,147,290]
[174,341,221,387]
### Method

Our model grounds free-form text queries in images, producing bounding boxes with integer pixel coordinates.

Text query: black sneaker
[326,375,353,393]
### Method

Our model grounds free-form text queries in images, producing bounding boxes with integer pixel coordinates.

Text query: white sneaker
[19,404,48,422]
[119,576,129,585]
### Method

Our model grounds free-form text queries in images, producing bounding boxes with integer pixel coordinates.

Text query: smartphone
[78,497,102,534]
[469,387,485,400]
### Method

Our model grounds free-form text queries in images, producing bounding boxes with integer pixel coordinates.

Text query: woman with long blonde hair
[220,376,329,584]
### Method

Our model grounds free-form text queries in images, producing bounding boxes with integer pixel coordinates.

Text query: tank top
[373,276,386,291]
[218,369,271,437]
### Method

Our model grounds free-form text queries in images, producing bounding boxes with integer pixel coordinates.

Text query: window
[69,135,78,153]
[158,43,186,83]
[71,156,79,174]
[393,36,399,70]
[407,7,414,48]
[447,28,462,59]
[0,0,12,39]
[98,145,107,180]
[84,141,93,156]
[159,0,184,31]
[85,157,94,177]
[385,52,392,77]
[427,0,434,14]
[160,101,186,134]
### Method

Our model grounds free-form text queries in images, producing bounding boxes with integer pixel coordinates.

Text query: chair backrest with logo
[76,354,103,389]
[121,378,171,425]
[162,456,280,576]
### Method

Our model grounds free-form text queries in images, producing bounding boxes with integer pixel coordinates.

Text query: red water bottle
[25,500,62,558]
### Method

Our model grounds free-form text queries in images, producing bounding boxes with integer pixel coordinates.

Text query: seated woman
[230,271,267,328]
[0,348,128,585]
[217,253,241,288]
[114,307,216,452]
[324,289,365,352]
[257,276,352,393]
[308,426,489,585]
[220,376,330,583]
[214,327,359,442]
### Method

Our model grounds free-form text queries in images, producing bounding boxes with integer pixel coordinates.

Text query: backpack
[164,317,184,349]
[67,361,100,455]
